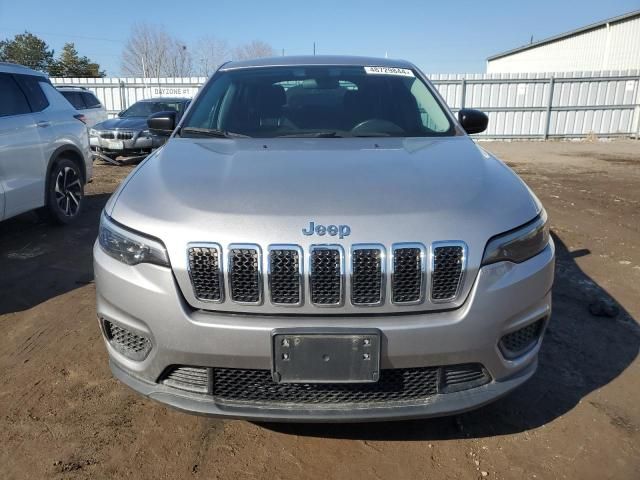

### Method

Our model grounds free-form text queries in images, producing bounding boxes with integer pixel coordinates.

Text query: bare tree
[164,41,192,77]
[121,26,274,77]
[121,23,192,77]
[193,36,231,76]
[233,40,275,61]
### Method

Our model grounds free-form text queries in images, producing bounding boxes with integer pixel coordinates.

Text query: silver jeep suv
[94,56,554,422]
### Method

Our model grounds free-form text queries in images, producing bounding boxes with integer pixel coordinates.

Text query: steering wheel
[351,119,404,135]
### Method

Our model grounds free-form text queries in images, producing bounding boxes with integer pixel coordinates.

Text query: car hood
[94,117,148,130]
[107,136,541,312]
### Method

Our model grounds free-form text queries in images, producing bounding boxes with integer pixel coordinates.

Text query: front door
[0,73,46,220]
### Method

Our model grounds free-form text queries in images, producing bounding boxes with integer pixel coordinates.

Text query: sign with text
[144,86,200,98]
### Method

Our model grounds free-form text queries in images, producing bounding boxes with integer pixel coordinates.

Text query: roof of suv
[57,85,92,91]
[220,55,416,71]
[0,62,48,77]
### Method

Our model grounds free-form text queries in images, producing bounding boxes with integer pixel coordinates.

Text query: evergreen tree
[50,43,105,77]
[0,32,54,72]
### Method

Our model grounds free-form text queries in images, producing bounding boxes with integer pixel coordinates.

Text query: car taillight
[74,114,87,124]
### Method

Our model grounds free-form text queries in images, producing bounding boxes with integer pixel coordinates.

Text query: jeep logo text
[302,221,351,239]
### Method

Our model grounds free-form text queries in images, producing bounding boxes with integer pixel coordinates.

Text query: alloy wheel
[54,166,82,217]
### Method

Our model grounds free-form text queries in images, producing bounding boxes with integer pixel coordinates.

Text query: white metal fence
[51,70,640,139]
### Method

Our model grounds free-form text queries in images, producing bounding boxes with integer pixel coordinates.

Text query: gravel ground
[0,140,638,479]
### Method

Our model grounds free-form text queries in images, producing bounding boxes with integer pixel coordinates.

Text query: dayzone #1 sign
[145,87,200,97]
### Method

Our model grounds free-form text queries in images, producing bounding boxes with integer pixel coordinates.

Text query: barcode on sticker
[364,66,414,77]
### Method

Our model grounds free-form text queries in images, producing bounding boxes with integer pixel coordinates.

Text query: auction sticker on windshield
[364,66,414,77]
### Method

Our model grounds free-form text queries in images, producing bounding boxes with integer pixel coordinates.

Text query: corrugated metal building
[487,10,640,73]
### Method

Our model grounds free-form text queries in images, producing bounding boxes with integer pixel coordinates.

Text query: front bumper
[89,132,165,154]
[94,240,555,421]
[110,358,537,422]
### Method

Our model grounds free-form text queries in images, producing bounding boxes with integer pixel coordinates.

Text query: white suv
[0,62,92,224]
[57,86,108,127]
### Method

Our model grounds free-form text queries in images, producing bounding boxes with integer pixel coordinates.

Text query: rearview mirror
[147,111,177,135]
[458,109,488,135]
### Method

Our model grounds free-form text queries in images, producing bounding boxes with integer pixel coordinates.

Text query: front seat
[255,84,287,130]
[343,88,376,129]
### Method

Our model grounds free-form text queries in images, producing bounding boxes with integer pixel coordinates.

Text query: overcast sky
[1,0,638,76]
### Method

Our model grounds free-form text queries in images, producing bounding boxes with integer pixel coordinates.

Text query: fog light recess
[499,318,546,359]
[102,319,152,361]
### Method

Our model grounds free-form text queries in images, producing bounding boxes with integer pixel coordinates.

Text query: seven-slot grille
[431,244,465,301]
[351,246,384,305]
[392,245,425,304]
[185,242,466,308]
[228,246,261,304]
[268,247,302,305]
[309,246,343,306]
[188,245,223,302]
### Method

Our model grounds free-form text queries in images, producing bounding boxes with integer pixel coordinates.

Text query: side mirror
[147,111,177,135]
[458,108,488,135]
[117,111,124,117]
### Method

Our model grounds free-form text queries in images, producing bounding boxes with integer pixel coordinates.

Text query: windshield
[182,66,454,138]
[120,100,183,118]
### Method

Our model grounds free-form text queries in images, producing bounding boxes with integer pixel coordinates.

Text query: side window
[0,74,31,117]
[62,91,86,110]
[15,75,50,112]
[187,74,232,128]
[82,92,101,108]
[409,79,451,133]
[177,101,190,120]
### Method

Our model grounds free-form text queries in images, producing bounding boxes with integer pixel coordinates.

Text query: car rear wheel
[44,158,84,224]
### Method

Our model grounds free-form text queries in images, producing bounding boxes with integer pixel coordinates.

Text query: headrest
[256,84,286,115]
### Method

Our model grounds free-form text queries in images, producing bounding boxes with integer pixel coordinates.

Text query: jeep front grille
[391,245,425,304]
[351,246,384,306]
[183,242,467,309]
[268,247,303,305]
[228,245,261,304]
[309,246,343,306]
[188,245,223,302]
[431,244,465,302]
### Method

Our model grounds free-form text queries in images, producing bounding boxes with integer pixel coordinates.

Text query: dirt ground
[1,140,639,479]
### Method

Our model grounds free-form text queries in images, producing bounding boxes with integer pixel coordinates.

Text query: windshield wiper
[277,131,344,138]
[351,132,393,137]
[179,127,249,138]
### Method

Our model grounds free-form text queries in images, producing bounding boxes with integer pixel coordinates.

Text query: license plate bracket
[271,328,381,384]
[106,140,124,150]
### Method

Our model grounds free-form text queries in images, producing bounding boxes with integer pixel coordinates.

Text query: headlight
[98,213,170,267]
[481,210,549,266]
[89,128,98,136]
[140,130,151,137]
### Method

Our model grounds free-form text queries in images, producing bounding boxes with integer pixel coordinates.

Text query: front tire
[44,158,84,224]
